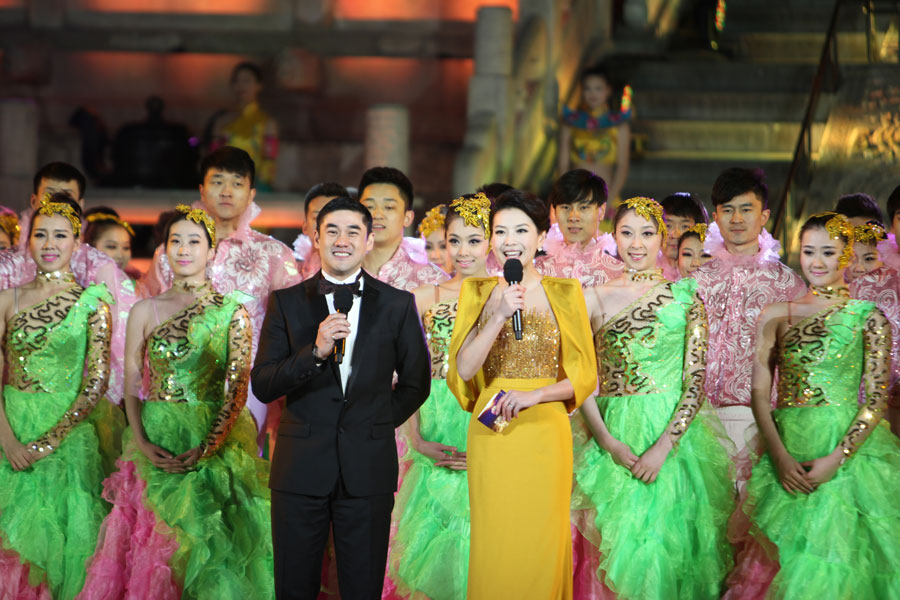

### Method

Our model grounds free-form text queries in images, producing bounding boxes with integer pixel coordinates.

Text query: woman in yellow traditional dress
[448,189,597,600]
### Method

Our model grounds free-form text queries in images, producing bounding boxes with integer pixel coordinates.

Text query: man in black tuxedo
[251,197,430,600]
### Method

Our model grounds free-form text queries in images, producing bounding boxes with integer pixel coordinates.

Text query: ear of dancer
[0,211,81,471]
[125,218,216,474]
[411,212,490,470]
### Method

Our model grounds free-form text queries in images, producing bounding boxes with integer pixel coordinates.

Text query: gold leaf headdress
[0,212,20,246]
[449,192,492,239]
[417,204,447,238]
[853,221,886,246]
[624,196,666,240]
[86,213,136,237]
[38,195,81,238]
[809,212,855,268]
[175,204,216,248]
[686,222,708,243]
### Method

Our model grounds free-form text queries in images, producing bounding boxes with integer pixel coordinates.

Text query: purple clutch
[477,390,510,433]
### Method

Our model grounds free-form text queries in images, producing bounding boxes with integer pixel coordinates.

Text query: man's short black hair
[711,167,768,209]
[885,184,900,223]
[200,146,255,187]
[316,196,373,234]
[33,162,86,199]
[835,193,883,223]
[548,169,608,207]
[661,192,708,224]
[357,167,413,211]
[305,182,350,215]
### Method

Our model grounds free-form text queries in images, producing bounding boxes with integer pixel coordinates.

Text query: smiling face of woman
[490,207,546,270]
[29,213,79,273]
[799,227,846,287]
[614,209,663,271]
[166,219,214,280]
[446,216,489,277]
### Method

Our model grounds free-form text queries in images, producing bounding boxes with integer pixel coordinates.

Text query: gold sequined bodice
[423,299,458,380]
[481,310,561,381]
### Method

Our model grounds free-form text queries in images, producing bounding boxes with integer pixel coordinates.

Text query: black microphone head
[334,287,353,313]
[503,258,523,284]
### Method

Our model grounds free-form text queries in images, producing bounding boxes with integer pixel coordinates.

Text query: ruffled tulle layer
[389,381,470,600]
[726,405,900,600]
[80,403,274,600]
[572,394,735,600]
[0,385,108,600]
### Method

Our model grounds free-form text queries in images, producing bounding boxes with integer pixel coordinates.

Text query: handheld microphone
[333,287,353,364]
[503,258,524,341]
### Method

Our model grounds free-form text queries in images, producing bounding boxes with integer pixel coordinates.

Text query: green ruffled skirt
[736,404,900,599]
[0,386,109,599]
[389,380,470,600]
[572,392,735,600]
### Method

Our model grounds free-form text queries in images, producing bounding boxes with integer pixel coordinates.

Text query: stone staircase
[619,0,866,204]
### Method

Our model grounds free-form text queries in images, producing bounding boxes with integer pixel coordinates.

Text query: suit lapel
[306,273,341,387]
[344,273,379,397]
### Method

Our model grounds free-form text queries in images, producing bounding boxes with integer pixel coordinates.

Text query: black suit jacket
[251,271,430,497]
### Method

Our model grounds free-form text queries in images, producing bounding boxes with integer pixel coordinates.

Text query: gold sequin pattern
[6,287,85,392]
[29,302,111,454]
[200,306,252,457]
[595,285,670,395]
[776,305,843,408]
[145,293,215,404]
[481,309,560,381]
[423,299,457,380]
[840,309,891,459]
[664,296,709,445]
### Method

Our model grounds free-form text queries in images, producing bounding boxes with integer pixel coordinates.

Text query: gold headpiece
[686,222,708,243]
[809,212,855,268]
[175,204,216,248]
[624,196,666,240]
[86,213,136,237]
[38,196,81,238]
[853,221,886,245]
[0,212,20,245]
[417,204,447,238]
[449,192,492,239]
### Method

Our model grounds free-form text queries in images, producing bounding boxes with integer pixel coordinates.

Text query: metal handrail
[771,0,844,248]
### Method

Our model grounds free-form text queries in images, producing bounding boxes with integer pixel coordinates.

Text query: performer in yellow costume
[448,189,597,600]
[212,62,278,191]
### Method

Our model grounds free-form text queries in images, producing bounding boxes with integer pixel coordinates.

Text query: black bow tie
[318,276,362,296]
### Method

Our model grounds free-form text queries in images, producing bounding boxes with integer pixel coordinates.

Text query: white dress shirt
[322,269,363,393]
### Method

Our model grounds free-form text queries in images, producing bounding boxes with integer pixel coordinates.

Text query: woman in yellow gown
[448,189,597,600]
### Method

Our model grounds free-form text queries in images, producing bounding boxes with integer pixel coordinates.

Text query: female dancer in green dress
[387,193,492,600]
[573,197,735,599]
[726,212,900,599]
[0,195,112,599]
[80,205,273,599]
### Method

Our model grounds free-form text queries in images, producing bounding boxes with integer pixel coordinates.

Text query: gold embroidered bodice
[423,299,458,380]
[142,291,252,457]
[4,284,111,454]
[594,280,709,445]
[481,309,561,381]
[776,300,891,458]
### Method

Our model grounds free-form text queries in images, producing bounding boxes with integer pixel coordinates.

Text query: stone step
[632,119,825,155]
[633,90,833,122]
[722,1,862,34]
[725,31,876,64]
[624,61,818,93]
